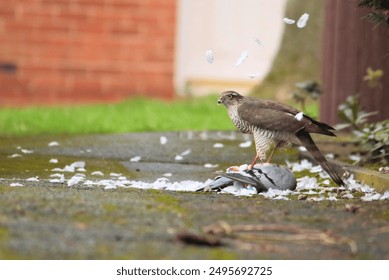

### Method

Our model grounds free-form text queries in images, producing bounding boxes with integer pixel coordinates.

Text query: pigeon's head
[218,91,243,107]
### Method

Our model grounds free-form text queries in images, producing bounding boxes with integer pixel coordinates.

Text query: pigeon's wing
[195,176,233,192]
[217,171,268,192]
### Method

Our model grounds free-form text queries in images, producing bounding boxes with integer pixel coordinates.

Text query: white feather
[253,37,263,47]
[160,136,168,145]
[294,111,304,121]
[235,50,248,66]
[205,49,214,63]
[130,156,141,162]
[297,13,309,28]
[283,17,295,25]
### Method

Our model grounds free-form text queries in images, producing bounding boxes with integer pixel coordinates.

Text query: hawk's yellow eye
[228,94,233,99]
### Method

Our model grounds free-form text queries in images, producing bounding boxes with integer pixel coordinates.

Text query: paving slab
[0,132,388,259]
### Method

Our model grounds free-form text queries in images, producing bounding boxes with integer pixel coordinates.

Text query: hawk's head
[218,91,243,107]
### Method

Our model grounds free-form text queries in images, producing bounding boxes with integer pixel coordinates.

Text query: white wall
[175,0,287,96]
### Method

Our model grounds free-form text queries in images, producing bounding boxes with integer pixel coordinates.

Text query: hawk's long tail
[296,131,345,186]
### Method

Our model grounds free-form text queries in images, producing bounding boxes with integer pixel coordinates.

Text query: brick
[110,0,140,9]
[0,5,16,18]
[57,9,88,21]
[40,0,75,6]
[0,0,177,105]
[4,21,36,32]
[77,21,107,34]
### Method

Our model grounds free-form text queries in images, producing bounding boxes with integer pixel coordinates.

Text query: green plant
[336,95,377,131]
[292,80,322,112]
[358,0,389,27]
[336,95,388,164]
[356,120,389,164]
[363,66,384,88]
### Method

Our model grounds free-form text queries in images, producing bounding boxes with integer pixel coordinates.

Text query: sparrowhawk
[218,90,344,186]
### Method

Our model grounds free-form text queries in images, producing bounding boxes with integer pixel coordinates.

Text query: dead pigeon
[197,164,296,193]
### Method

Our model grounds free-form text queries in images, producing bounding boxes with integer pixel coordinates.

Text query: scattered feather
[349,154,361,163]
[322,179,331,185]
[361,193,382,201]
[175,149,191,160]
[20,149,33,154]
[91,171,104,176]
[296,176,317,189]
[49,158,58,164]
[10,183,23,187]
[174,155,184,161]
[378,167,389,174]
[48,141,59,147]
[298,146,307,152]
[273,195,289,201]
[67,174,85,187]
[72,161,85,169]
[110,172,122,177]
[213,143,224,148]
[160,136,168,145]
[287,159,313,172]
[26,177,39,182]
[50,174,65,183]
[342,193,354,199]
[130,156,142,162]
[205,49,214,64]
[326,153,335,159]
[52,161,86,172]
[380,191,389,200]
[310,165,323,173]
[235,50,248,66]
[297,13,309,28]
[253,37,264,47]
[204,163,219,168]
[222,183,257,197]
[283,17,295,24]
[8,153,22,158]
[180,149,191,156]
[96,179,116,187]
[239,141,252,148]
[163,173,172,177]
[319,171,331,179]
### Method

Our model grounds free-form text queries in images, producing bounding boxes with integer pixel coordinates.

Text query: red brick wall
[0,0,176,106]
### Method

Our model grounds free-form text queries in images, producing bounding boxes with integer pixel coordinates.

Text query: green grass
[0,94,318,136]
[0,95,238,136]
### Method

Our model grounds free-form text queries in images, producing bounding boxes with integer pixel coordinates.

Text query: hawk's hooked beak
[217,97,223,105]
